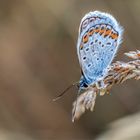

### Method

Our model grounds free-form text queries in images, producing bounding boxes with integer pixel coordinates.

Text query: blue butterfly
[53,11,123,101]
[77,11,123,91]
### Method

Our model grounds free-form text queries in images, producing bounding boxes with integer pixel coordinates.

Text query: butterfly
[53,11,123,101]
[77,11,123,91]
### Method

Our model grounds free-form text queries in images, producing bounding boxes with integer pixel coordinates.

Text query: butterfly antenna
[53,82,79,101]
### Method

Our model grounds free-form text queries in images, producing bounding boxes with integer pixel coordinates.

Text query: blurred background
[0,0,140,140]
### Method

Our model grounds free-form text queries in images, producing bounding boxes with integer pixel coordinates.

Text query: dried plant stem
[72,50,140,122]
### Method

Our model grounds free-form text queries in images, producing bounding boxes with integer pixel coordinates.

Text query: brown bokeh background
[0,0,139,139]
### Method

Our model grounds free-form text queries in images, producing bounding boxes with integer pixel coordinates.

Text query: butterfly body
[77,11,123,90]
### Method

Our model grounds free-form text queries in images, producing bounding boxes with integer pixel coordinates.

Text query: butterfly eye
[83,83,88,88]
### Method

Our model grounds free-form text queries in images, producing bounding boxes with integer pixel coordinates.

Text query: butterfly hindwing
[77,11,123,88]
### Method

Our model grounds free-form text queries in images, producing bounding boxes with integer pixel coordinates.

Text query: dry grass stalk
[72,50,140,122]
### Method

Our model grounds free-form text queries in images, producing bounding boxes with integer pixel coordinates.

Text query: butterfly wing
[77,11,123,87]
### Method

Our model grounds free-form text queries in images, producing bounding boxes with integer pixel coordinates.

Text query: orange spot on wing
[83,34,88,43]
[99,29,105,35]
[111,33,118,39]
[80,45,83,50]
[95,29,100,33]
[88,29,94,36]
[104,29,112,37]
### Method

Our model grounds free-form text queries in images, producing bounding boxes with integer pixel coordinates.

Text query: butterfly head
[78,76,90,93]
